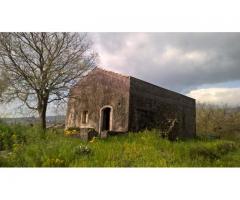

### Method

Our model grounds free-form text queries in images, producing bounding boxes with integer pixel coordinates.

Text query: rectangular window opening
[82,111,88,124]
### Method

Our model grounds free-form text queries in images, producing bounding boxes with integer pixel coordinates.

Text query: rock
[100,131,108,138]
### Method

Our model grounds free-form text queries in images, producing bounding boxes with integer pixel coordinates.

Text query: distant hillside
[0,115,65,125]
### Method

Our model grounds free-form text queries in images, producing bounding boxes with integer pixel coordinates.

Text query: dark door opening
[101,107,111,131]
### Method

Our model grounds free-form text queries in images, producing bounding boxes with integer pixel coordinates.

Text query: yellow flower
[64,128,80,136]
[89,137,96,143]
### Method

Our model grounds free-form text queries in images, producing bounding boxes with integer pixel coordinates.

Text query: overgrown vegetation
[196,103,240,140]
[0,103,240,167]
[0,124,239,167]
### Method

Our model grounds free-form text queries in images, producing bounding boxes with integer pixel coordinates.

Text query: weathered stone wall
[65,68,196,139]
[129,77,196,138]
[65,68,130,133]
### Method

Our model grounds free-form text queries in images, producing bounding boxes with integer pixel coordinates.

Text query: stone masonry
[65,68,196,139]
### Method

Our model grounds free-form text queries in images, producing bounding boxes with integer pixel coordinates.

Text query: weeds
[73,145,91,155]
[0,123,26,151]
[0,123,239,167]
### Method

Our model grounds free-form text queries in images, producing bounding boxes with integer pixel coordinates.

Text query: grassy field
[0,123,240,167]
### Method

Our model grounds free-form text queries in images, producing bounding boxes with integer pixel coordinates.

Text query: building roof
[93,67,130,79]
[93,67,195,101]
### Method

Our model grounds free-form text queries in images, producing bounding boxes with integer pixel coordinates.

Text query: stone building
[65,68,196,139]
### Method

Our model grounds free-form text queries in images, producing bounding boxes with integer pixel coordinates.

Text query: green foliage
[189,141,237,161]
[0,123,240,167]
[42,158,67,167]
[73,145,91,156]
[196,103,240,139]
[0,123,26,151]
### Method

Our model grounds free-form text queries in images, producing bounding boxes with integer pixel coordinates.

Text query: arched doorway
[99,106,113,133]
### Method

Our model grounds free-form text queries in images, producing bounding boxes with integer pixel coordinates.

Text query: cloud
[91,33,240,93]
[187,88,240,106]
[3,33,240,117]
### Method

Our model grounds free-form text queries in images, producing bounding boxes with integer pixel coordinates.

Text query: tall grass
[0,124,239,167]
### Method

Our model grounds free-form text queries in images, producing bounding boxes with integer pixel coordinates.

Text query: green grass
[0,123,240,167]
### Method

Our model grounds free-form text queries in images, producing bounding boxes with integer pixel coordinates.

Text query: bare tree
[0,71,8,101]
[0,33,97,129]
[0,78,4,100]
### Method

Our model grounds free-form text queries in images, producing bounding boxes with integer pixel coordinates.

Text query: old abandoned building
[65,68,196,139]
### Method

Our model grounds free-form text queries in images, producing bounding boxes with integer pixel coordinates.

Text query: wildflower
[73,145,91,155]
[89,137,96,143]
[64,128,80,136]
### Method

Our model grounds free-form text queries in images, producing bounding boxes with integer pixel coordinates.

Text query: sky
[91,32,240,107]
[1,32,240,117]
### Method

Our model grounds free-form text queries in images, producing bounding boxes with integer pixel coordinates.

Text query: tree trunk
[38,100,48,130]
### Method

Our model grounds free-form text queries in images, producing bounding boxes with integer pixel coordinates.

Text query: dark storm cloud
[91,33,240,92]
